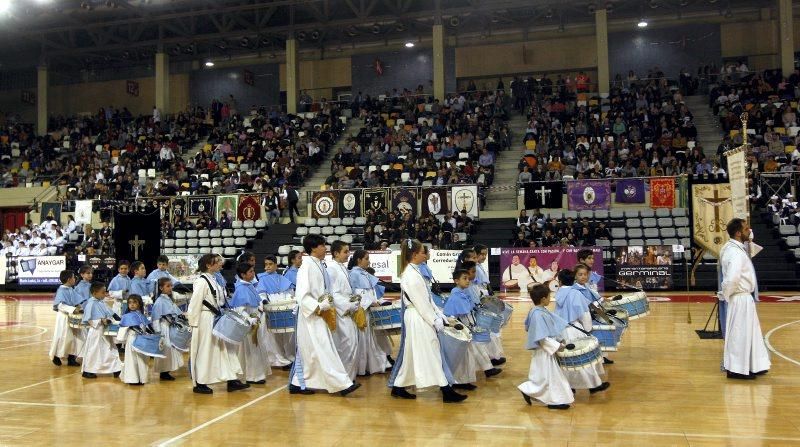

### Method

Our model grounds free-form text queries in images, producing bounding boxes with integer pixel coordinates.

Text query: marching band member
[147,255,183,289]
[80,282,122,379]
[282,250,302,287]
[117,295,152,386]
[108,261,131,315]
[231,263,271,385]
[326,240,361,380]
[473,244,492,297]
[49,270,84,367]
[187,254,247,394]
[289,234,359,396]
[151,278,186,381]
[256,255,295,369]
[347,249,392,376]
[553,267,610,394]
[130,261,155,306]
[389,239,467,403]
[463,258,507,367]
[518,284,573,410]
[75,265,94,302]
[574,250,614,365]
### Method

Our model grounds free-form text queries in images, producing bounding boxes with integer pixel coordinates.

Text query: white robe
[48,303,83,359]
[235,305,271,382]
[116,327,150,384]
[353,286,391,375]
[152,318,186,373]
[290,257,352,392]
[187,274,242,386]
[501,263,531,292]
[80,319,122,374]
[518,337,575,406]
[260,292,295,367]
[327,262,360,380]
[393,264,449,389]
[559,311,605,389]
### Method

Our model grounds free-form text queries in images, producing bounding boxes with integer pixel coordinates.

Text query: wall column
[286,38,299,114]
[36,65,48,136]
[778,0,795,76]
[155,52,170,115]
[595,8,610,96]
[432,23,446,101]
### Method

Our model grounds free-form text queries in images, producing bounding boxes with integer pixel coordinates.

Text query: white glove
[248,317,258,325]
[716,291,725,302]
[349,302,360,313]
[318,299,332,312]
[435,309,447,320]
[434,318,444,332]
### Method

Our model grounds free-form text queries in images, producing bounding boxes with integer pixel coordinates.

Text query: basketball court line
[463,425,800,442]
[0,400,107,409]
[0,373,80,397]
[0,325,48,342]
[764,319,800,368]
[0,339,51,350]
[155,384,288,446]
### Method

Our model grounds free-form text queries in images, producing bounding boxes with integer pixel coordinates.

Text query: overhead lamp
[310,30,321,41]
[404,42,414,48]
[637,20,648,28]
[204,60,215,67]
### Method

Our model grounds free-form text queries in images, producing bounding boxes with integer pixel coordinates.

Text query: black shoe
[441,386,468,403]
[589,382,610,393]
[603,357,614,365]
[227,380,250,392]
[288,384,315,395]
[391,386,416,399]
[247,380,266,385]
[520,391,532,406]
[160,372,176,381]
[193,384,213,394]
[52,356,62,366]
[548,404,570,410]
[67,355,80,367]
[113,371,121,378]
[727,371,756,380]
[129,382,145,386]
[490,357,507,366]
[281,363,293,371]
[340,382,361,396]
[358,372,372,377]
[571,389,576,394]
[484,368,502,378]
[82,372,97,379]
[386,355,395,366]
[117,345,125,354]
[751,370,769,376]
[453,383,477,390]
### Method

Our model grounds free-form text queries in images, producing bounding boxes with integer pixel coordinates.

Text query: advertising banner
[16,256,66,285]
[498,247,604,293]
[614,245,673,290]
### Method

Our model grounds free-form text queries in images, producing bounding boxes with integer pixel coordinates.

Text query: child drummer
[518,284,573,410]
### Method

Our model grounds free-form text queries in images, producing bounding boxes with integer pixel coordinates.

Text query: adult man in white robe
[526,256,545,285]
[327,240,361,380]
[501,254,531,292]
[719,218,771,380]
[289,234,360,396]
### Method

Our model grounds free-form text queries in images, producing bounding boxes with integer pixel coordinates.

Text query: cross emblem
[129,235,145,259]
[705,188,729,233]
[457,190,472,212]
[535,185,551,204]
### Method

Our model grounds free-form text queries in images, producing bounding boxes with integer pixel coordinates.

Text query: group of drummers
[47,238,648,407]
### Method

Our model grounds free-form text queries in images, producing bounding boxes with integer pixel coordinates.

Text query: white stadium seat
[210,229,221,238]
[245,228,257,237]
[255,219,267,228]
[186,230,198,238]
[243,220,255,229]
[198,230,209,238]
[232,221,243,229]
[221,229,233,237]
[233,228,245,237]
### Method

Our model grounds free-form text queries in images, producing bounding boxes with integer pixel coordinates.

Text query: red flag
[650,178,675,209]
[237,194,261,221]
[374,59,384,76]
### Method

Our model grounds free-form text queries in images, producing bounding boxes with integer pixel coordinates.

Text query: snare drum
[591,322,624,352]
[438,325,471,374]
[168,322,192,352]
[212,310,251,345]
[556,337,602,371]
[370,303,402,333]
[103,323,119,337]
[604,291,650,320]
[67,315,84,329]
[502,279,519,291]
[480,296,505,314]
[500,302,514,328]
[475,308,503,334]
[471,326,491,343]
[265,301,297,334]
[132,333,167,358]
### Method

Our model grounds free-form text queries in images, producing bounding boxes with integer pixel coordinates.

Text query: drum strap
[568,322,592,336]
[200,276,223,317]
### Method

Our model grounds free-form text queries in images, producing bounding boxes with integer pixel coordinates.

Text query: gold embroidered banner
[691,183,733,258]
[725,146,749,220]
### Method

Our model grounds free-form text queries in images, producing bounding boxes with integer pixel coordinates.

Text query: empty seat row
[164,246,238,257]
[305,217,366,227]
[544,208,687,220]
[174,225,263,239]
[164,237,248,249]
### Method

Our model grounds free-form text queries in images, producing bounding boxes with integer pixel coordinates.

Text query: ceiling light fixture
[405,42,414,48]
[204,60,214,67]
[638,20,648,27]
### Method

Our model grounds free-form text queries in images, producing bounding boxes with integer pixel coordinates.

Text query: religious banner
[311,190,339,218]
[614,178,646,204]
[113,208,160,269]
[391,187,418,217]
[154,198,172,223]
[725,147,749,220]
[364,188,389,213]
[338,189,362,219]
[421,187,449,217]
[215,195,239,221]
[650,178,676,209]
[523,181,563,209]
[187,196,213,217]
[171,198,186,221]
[75,200,93,225]
[614,245,673,290]
[237,194,262,221]
[451,185,479,218]
[691,182,733,257]
[499,247,604,293]
[39,202,62,224]
[567,180,611,211]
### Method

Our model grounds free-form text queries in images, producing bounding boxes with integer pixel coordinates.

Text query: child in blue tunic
[81,282,122,379]
[130,261,155,306]
[255,255,295,368]
[74,264,94,303]
[49,270,84,366]
[282,250,302,288]
[151,278,187,380]
[108,260,131,315]
[118,294,152,385]
[231,263,270,384]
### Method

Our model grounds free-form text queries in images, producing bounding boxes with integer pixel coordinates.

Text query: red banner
[650,178,675,209]
[237,194,261,221]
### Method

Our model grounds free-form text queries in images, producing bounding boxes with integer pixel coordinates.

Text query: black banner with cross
[113,208,161,269]
[523,181,564,209]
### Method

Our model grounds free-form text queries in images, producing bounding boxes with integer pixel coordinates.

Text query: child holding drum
[518,284,574,410]
[231,262,271,385]
[49,270,84,367]
[117,294,153,386]
[80,282,122,379]
[256,255,295,370]
[152,278,187,381]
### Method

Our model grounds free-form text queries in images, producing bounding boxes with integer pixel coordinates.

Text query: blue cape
[573,282,600,304]
[283,266,298,286]
[146,269,182,286]
[120,310,149,328]
[108,274,131,292]
[130,277,154,297]
[525,307,569,349]
[256,272,293,294]
[443,287,474,317]
[75,280,92,302]
[349,267,385,299]
[554,285,590,323]
[467,284,482,305]
[214,272,227,289]
[418,262,434,281]
[151,294,182,322]
[53,285,82,310]
[82,297,113,323]
[474,264,490,285]
[230,279,262,308]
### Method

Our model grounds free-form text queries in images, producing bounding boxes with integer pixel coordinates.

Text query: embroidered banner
[451,185,479,218]
[215,195,239,221]
[650,178,676,209]
[691,182,733,257]
[391,187,418,217]
[363,188,389,213]
[40,202,62,224]
[567,180,611,211]
[421,187,449,217]
[187,196,213,217]
[614,178,646,204]
[237,194,261,221]
[725,148,749,220]
[74,200,93,225]
[338,189,362,219]
[311,190,339,218]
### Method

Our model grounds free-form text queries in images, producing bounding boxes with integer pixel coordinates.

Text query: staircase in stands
[684,95,722,156]
[485,113,528,213]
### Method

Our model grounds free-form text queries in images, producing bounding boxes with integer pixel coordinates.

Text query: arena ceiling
[0,0,780,70]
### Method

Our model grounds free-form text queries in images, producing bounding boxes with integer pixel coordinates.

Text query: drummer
[347,249,392,376]
[151,277,186,381]
[553,267,610,395]
[472,244,492,297]
[231,262,271,385]
[327,240,360,380]
[575,249,614,366]
[464,260,506,367]
[256,254,295,370]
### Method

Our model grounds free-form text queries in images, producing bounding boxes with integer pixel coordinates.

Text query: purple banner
[567,180,611,211]
[615,178,646,203]
[498,247,604,293]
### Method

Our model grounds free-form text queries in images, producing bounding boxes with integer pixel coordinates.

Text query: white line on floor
[0,339,51,350]
[0,400,107,409]
[0,325,48,342]
[764,319,800,367]
[464,425,800,441]
[155,385,287,446]
[0,373,80,397]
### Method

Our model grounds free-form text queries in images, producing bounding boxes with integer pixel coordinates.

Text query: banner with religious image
[614,178,646,204]
[567,180,611,211]
[39,202,62,224]
[171,198,186,222]
[113,208,160,269]
[391,187,418,217]
[725,147,749,220]
[75,200,93,225]
[187,196,213,217]
[498,247,604,293]
[650,178,675,209]
[451,185,479,218]
[523,181,563,209]
[215,195,239,222]
[363,188,389,213]
[237,194,262,221]
[421,187,449,217]
[691,182,733,257]
[338,189,362,219]
[311,190,339,218]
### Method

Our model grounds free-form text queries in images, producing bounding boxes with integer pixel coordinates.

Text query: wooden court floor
[1,295,799,447]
